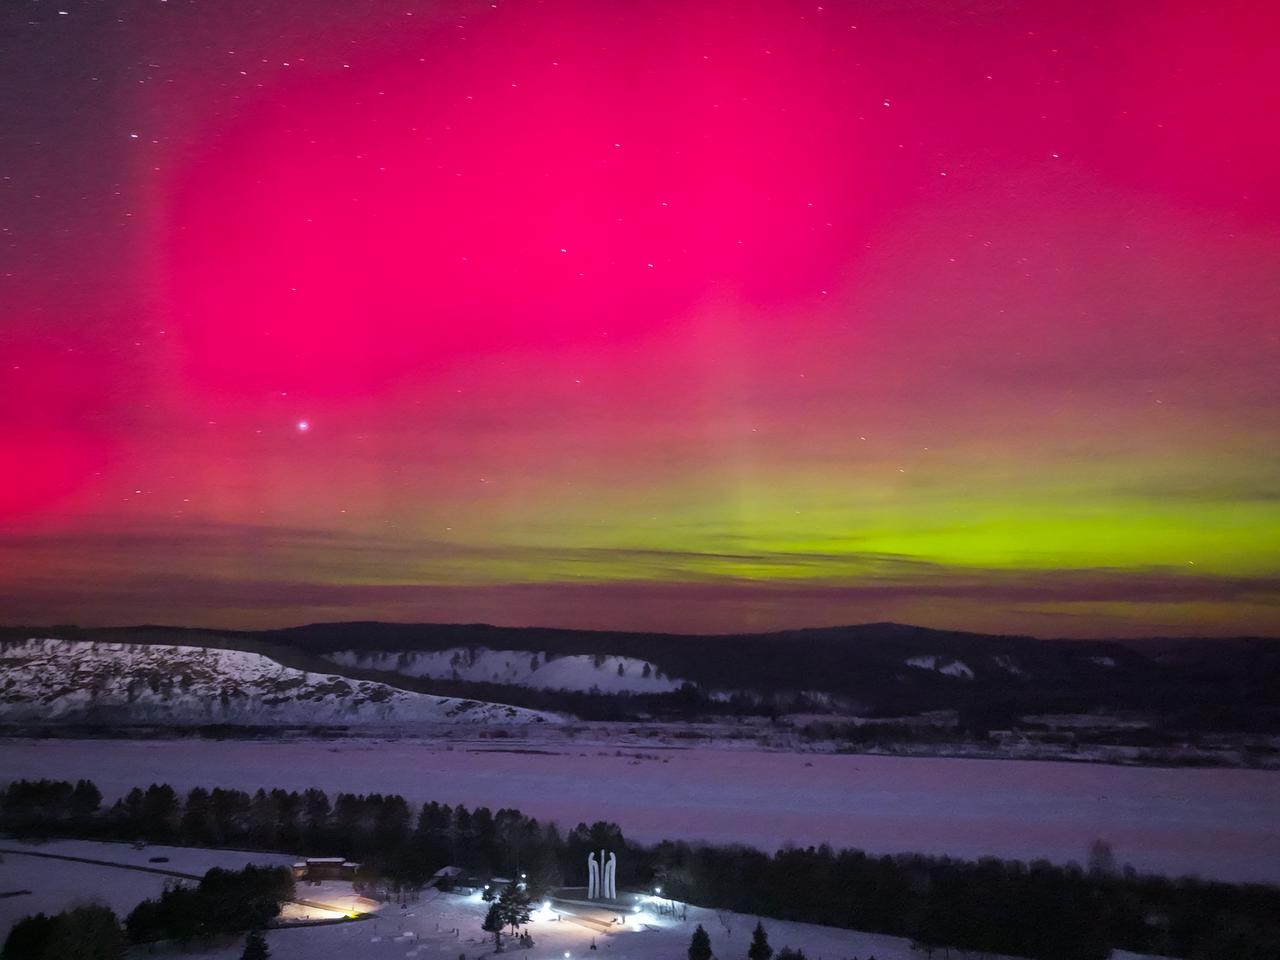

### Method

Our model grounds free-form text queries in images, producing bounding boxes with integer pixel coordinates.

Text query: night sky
[2,0,1278,637]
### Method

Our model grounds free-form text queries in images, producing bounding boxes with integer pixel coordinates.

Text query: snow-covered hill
[325,647,687,694]
[0,639,560,726]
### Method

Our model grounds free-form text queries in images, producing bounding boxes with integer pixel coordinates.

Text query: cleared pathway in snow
[2,738,1278,884]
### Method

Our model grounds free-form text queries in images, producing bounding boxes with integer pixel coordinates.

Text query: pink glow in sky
[1,0,1278,636]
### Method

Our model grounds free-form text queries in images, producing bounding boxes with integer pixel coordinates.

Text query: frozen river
[3,738,1278,884]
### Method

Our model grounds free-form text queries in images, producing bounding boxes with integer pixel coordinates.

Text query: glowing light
[532,901,556,923]
[296,420,309,432]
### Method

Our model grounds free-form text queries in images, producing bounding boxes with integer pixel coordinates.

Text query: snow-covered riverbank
[3,737,1278,884]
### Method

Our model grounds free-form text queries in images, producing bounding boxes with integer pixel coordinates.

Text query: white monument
[587,848,617,900]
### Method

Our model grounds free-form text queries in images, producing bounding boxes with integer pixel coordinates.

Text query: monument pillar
[586,849,620,900]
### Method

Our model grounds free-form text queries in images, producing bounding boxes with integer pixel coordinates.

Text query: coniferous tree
[43,904,126,960]
[141,783,179,842]
[120,787,146,835]
[241,929,270,960]
[303,787,332,847]
[1087,839,1117,877]
[527,834,564,895]
[2,913,55,960]
[499,883,532,934]
[689,924,712,960]
[69,779,102,821]
[748,922,773,960]
[482,901,506,951]
[182,787,212,844]
[248,789,279,847]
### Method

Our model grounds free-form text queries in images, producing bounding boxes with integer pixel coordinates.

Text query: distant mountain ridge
[0,637,560,727]
[4,621,1277,728]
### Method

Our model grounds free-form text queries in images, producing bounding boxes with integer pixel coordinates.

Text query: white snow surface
[130,885,1043,960]
[6,738,1280,885]
[0,639,560,726]
[904,655,974,679]
[326,647,686,694]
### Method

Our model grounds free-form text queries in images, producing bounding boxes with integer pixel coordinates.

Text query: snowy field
[3,739,1279,885]
[0,839,296,938]
[161,884,1033,960]
[0,840,1165,960]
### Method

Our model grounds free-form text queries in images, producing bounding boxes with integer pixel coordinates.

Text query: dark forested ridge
[6,621,1279,729]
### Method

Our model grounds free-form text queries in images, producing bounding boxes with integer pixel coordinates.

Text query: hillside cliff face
[0,639,560,726]
[326,647,686,693]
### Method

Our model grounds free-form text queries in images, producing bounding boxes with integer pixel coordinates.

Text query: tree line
[2,863,291,960]
[2,905,125,960]
[4,778,1280,959]
[124,863,294,943]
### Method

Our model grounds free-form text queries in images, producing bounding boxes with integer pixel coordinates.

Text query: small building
[429,865,465,891]
[291,857,361,882]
